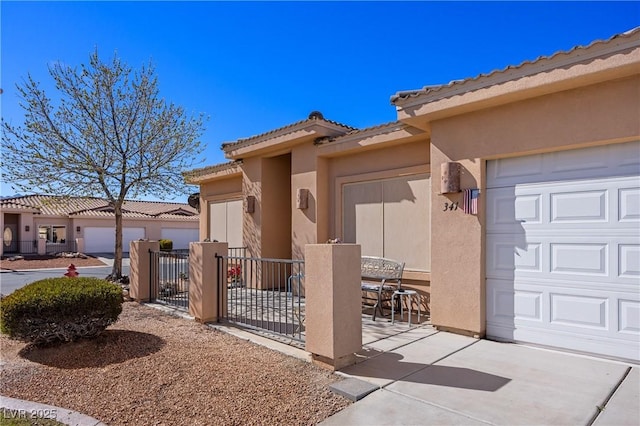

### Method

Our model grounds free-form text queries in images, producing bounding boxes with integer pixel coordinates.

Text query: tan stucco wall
[292,143,319,260]
[261,154,292,259]
[428,75,640,336]
[242,158,262,258]
[327,139,430,255]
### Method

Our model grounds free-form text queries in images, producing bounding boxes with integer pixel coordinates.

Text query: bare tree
[1,50,206,278]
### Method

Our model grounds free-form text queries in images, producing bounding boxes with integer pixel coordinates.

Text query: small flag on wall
[463,189,480,215]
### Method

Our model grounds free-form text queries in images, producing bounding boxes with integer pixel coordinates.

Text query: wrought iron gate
[216,254,305,343]
[150,250,190,309]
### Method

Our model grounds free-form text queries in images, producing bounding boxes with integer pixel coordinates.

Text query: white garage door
[209,199,243,247]
[161,228,199,250]
[486,141,640,362]
[84,227,145,254]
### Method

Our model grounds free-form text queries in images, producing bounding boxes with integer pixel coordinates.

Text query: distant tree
[1,50,206,279]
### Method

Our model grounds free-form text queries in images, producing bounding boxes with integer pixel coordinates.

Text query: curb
[0,395,107,426]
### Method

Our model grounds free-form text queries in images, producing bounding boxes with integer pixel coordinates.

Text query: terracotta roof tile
[391,27,640,104]
[0,195,198,218]
[183,161,241,182]
[221,113,356,152]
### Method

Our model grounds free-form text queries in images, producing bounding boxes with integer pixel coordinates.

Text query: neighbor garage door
[486,141,640,362]
[84,227,145,253]
[161,228,199,250]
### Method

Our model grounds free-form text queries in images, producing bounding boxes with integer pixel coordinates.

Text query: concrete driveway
[0,254,130,295]
[323,328,639,425]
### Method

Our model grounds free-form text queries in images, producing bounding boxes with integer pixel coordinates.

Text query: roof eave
[392,28,640,125]
[222,120,353,159]
[184,161,243,184]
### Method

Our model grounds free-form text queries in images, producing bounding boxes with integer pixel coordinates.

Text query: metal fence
[217,254,305,343]
[150,250,190,309]
[2,240,77,255]
[3,240,38,255]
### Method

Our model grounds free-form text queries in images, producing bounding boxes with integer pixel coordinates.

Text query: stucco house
[186,28,640,362]
[0,195,199,256]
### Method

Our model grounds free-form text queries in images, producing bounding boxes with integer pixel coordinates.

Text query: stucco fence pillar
[129,240,160,301]
[188,241,228,323]
[305,243,362,371]
[75,237,85,254]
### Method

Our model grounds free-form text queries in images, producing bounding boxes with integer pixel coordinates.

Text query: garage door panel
[161,228,199,250]
[486,235,542,279]
[85,227,144,253]
[619,244,640,278]
[487,141,640,362]
[619,187,640,222]
[487,188,543,233]
[489,154,544,184]
[488,142,640,187]
[549,293,608,330]
[550,190,607,223]
[550,146,609,174]
[550,243,607,276]
[619,299,640,334]
[490,281,639,337]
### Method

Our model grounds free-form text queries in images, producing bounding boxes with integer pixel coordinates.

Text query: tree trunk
[111,203,124,279]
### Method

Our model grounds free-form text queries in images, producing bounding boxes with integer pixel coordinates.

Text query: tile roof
[391,27,640,104]
[220,112,356,152]
[183,161,242,182]
[0,195,198,219]
[325,121,407,144]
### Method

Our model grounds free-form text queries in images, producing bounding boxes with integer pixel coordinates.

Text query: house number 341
[443,202,459,211]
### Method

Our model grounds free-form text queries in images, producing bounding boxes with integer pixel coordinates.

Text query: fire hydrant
[64,263,79,278]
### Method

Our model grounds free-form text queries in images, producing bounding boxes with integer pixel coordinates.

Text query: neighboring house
[186,28,640,362]
[0,195,199,255]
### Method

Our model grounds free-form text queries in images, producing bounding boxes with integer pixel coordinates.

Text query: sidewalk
[0,395,106,426]
[322,327,639,425]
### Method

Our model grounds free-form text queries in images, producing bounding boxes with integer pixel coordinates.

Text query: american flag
[463,189,480,215]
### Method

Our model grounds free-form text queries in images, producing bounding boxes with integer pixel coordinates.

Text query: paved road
[0,255,130,295]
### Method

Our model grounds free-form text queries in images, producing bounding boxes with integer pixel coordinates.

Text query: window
[38,225,67,244]
[342,173,430,271]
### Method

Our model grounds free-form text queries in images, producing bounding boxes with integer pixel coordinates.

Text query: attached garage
[84,227,145,254]
[486,141,640,362]
[161,228,199,250]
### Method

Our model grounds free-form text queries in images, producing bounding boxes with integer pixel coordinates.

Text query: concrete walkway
[322,326,640,425]
[0,395,106,426]
[2,299,637,425]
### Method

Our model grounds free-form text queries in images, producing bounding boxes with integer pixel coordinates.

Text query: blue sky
[1,1,639,201]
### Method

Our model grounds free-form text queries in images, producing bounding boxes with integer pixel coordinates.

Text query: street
[0,258,130,295]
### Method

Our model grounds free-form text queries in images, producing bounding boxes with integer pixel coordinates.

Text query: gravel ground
[0,255,106,271]
[0,302,351,425]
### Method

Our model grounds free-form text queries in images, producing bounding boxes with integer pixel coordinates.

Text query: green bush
[0,277,123,345]
[159,239,173,251]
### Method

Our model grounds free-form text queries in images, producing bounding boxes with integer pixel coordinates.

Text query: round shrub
[159,239,173,251]
[0,277,123,345]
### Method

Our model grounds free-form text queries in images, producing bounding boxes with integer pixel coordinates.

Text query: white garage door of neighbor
[161,228,200,250]
[84,227,145,254]
[486,141,640,362]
